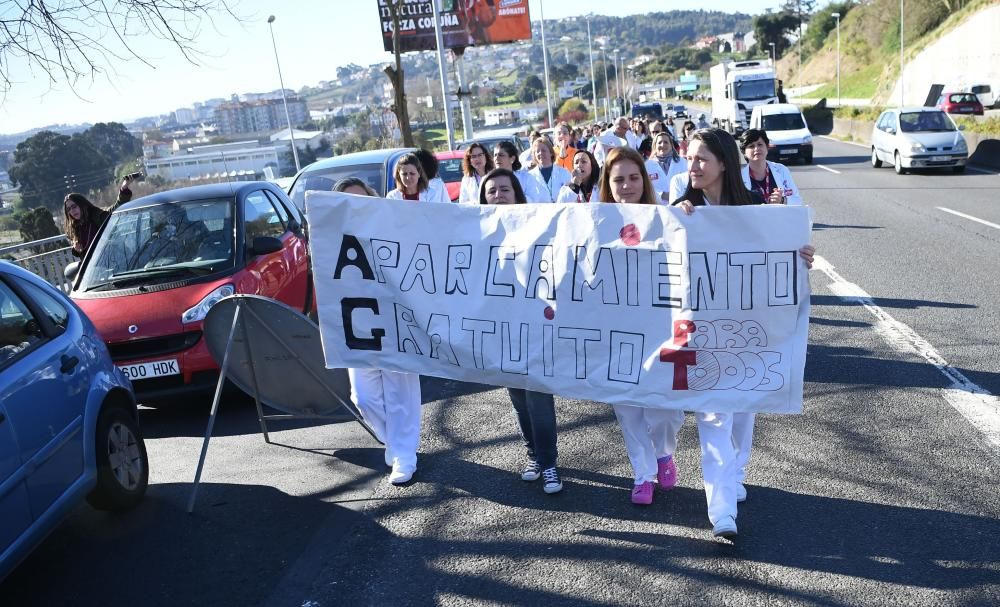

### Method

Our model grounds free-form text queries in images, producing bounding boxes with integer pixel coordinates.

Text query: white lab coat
[425,177,452,203]
[555,183,596,203]
[741,161,803,206]
[385,188,438,202]
[668,172,690,204]
[526,165,573,203]
[645,156,689,203]
[458,174,485,204]
[515,169,548,203]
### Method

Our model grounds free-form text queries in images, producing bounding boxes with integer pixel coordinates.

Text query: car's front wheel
[871,148,882,168]
[894,152,906,175]
[87,402,149,511]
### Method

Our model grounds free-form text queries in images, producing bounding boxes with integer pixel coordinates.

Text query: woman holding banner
[386,153,435,202]
[459,143,495,204]
[478,168,563,495]
[673,128,815,538]
[595,147,686,507]
[333,177,425,486]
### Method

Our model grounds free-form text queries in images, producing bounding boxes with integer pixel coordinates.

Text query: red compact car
[936,92,984,116]
[434,150,465,202]
[69,182,311,402]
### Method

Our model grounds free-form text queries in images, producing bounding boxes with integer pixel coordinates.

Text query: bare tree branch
[0,0,241,96]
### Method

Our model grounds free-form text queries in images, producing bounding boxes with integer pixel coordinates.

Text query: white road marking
[816,164,841,174]
[813,255,1000,450]
[819,135,868,148]
[936,207,1000,230]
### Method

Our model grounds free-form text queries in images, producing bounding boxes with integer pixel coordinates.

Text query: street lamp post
[613,49,621,117]
[900,0,905,107]
[266,15,300,173]
[601,47,611,122]
[832,12,841,107]
[587,18,597,120]
[769,42,776,65]
[539,0,555,128]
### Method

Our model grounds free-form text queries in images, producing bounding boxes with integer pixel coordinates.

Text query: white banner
[306,192,811,414]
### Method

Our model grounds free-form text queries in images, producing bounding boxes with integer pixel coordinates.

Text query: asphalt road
[2,136,999,606]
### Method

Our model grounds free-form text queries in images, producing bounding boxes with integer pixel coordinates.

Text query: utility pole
[587,18,597,120]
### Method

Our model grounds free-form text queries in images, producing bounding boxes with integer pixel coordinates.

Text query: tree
[383,0,415,147]
[75,123,142,166]
[15,207,60,242]
[752,12,799,59]
[8,131,112,212]
[518,75,545,104]
[0,1,240,95]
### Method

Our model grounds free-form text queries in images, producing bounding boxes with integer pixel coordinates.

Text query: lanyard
[751,166,774,200]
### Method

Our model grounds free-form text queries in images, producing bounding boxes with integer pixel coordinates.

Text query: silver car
[871,107,969,174]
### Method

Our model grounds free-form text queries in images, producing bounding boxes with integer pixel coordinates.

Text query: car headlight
[803,135,812,144]
[182,284,234,324]
[954,139,968,153]
[909,142,925,152]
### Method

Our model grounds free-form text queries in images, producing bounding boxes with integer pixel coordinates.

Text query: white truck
[710,59,779,134]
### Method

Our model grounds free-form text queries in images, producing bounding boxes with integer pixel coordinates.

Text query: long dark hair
[63,192,101,248]
[677,128,753,206]
[413,148,440,180]
[493,140,522,171]
[572,149,600,199]
[479,168,527,205]
[393,153,429,194]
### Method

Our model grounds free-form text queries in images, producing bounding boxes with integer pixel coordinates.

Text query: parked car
[1,261,147,581]
[870,108,969,175]
[287,148,416,211]
[67,182,311,401]
[631,102,664,121]
[749,103,814,164]
[434,150,465,202]
[936,91,985,116]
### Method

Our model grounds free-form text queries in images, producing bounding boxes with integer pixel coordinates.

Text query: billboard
[378,0,532,53]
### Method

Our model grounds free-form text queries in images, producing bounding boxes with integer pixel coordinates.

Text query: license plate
[780,147,798,154]
[931,155,950,162]
[118,359,180,380]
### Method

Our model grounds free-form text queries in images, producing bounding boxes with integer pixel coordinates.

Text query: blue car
[0,261,148,581]
[286,148,416,211]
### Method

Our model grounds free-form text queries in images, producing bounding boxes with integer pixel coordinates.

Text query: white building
[484,107,519,126]
[144,140,290,182]
[269,129,326,151]
[174,108,196,124]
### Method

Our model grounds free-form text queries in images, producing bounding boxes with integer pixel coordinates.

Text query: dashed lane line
[813,255,1000,451]
[816,164,841,174]
[936,207,1000,230]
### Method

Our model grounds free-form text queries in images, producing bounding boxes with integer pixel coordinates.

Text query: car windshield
[437,158,464,183]
[762,113,806,131]
[899,111,955,132]
[289,162,385,210]
[79,198,234,292]
[734,78,776,101]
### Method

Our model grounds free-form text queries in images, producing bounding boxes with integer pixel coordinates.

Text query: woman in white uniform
[492,140,547,203]
[386,153,435,202]
[333,177,424,485]
[527,137,572,203]
[672,128,815,537]
[645,131,688,204]
[595,147,686,507]
[458,142,494,204]
[739,128,803,206]
[555,149,599,203]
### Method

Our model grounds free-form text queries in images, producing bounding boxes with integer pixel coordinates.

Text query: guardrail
[0,235,75,292]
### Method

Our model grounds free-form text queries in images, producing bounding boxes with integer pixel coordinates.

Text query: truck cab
[710,60,778,134]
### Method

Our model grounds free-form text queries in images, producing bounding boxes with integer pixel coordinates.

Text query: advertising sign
[378,0,532,53]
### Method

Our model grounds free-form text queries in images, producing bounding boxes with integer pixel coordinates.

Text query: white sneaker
[389,461,415,485]
[736,483,747,503]
[713,515,738,539]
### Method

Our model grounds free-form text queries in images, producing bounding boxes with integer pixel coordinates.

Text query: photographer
[64,172,140,258]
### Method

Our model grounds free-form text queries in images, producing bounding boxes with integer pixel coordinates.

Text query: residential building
[143,139,290,182]
[214,97,308,136]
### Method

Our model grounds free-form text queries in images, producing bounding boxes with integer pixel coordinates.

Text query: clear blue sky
[0,0,781,135]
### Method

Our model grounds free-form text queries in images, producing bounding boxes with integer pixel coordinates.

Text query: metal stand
[186,297,380,513]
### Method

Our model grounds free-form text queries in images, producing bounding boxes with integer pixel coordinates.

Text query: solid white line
[813,255,1000,450]
[816,164,841,174]
[819,135,868,148]
[936,207,1000,230]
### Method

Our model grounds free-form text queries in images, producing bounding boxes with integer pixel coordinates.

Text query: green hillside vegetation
[793,0,993,102]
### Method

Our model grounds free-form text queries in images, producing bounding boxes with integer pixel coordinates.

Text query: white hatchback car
[871,107,969,174]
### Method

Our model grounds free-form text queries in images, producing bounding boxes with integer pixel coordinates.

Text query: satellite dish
[203,295,361,420]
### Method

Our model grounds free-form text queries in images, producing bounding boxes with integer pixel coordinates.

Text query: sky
[0,0,781,135]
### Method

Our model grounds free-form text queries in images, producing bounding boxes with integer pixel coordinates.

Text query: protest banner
[306,193,812,414]
[377,0,532,53]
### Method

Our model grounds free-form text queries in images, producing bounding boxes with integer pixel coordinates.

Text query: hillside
[786,0,998,104]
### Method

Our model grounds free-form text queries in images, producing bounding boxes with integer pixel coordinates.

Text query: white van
[962,83,998,108]
[748,103,813,164]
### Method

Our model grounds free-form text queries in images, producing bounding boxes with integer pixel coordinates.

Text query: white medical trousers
[696,411,739,525]
[347,368,422,469]
[731,412,756,485]
[613,405,685,484]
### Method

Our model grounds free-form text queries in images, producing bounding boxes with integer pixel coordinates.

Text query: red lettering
[659,348,697,390]
[673,320,696,347]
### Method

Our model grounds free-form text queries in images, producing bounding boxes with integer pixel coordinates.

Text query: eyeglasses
[470,152,486,159]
